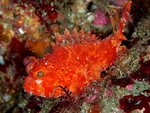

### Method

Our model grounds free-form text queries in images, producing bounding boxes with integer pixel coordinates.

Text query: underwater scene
[0,0,150,113]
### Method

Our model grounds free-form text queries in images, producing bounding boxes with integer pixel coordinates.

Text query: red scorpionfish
[23,1,132,98]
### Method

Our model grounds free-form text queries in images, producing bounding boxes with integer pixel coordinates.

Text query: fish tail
[113,1,132,41]
[118,1,132,34]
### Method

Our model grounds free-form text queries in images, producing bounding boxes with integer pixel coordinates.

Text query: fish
[23,1,132,98]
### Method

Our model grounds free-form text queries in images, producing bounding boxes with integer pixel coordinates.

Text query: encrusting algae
[23,1,132,98]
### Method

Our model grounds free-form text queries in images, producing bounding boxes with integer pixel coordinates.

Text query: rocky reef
[0,0,149,113]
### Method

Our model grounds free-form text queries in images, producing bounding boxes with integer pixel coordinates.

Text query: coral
[25,39,51,57]
[92,9,110,26]
[132,16,150,38]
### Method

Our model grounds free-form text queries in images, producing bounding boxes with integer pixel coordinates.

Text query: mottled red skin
[23,1,132,98]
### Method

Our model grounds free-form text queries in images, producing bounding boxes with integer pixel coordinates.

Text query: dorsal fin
[52,28,98,47]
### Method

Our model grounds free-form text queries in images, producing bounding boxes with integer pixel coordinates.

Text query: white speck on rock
[87,15,94,22]
[0,11,3,15]
[0,55,5,65]
[3,94,11,102]
[18,28,24,34]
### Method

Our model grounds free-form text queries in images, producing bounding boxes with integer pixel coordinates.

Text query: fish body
[23,1,132,98]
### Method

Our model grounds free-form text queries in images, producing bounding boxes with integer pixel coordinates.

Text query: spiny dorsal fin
[52,28,98,47]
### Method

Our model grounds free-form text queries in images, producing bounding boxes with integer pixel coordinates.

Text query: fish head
[23,56,54,97]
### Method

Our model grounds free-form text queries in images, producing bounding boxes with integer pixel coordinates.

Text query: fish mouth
[23,76,35,94]
[23,76,46,96]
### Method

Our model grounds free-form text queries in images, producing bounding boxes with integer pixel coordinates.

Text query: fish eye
[37,71,44,77]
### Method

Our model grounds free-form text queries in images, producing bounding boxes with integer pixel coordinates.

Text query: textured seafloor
[0,0,150,113]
